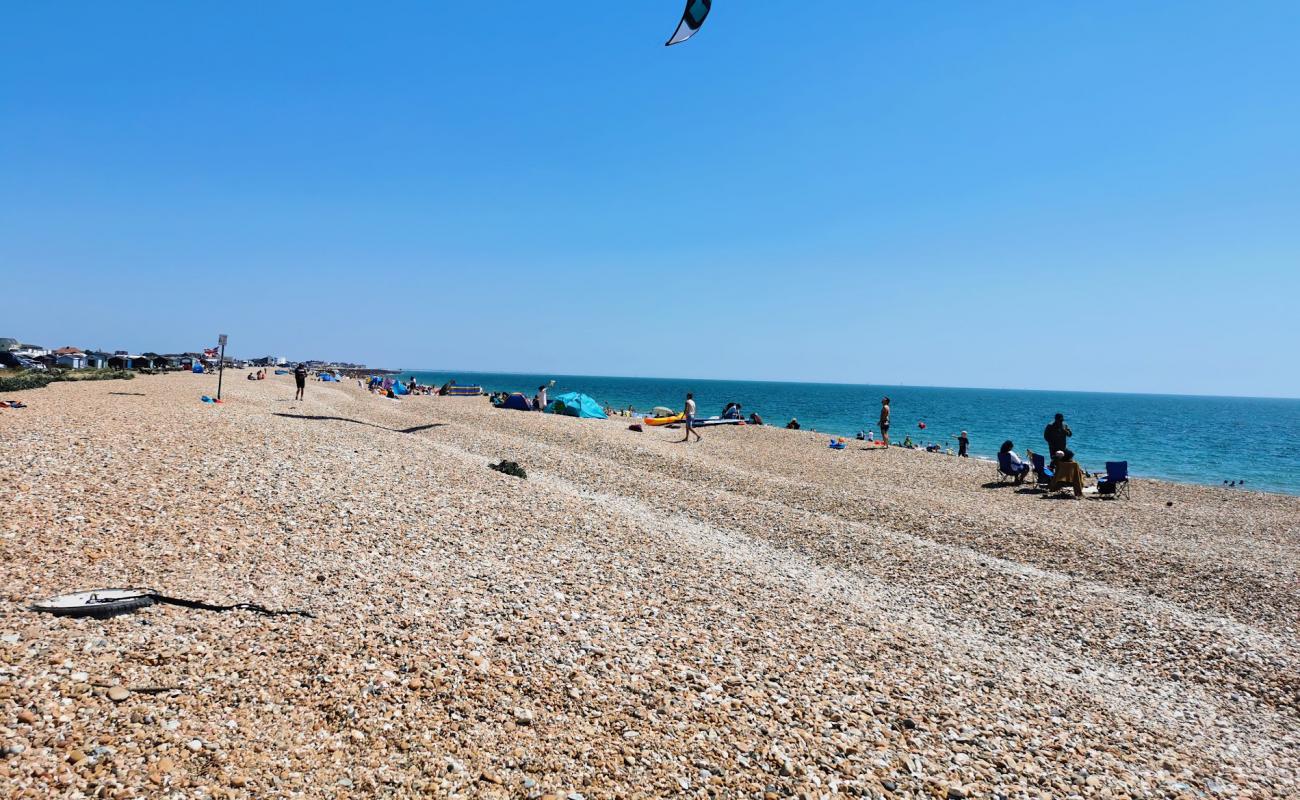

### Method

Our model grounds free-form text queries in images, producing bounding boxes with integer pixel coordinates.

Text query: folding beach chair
[995,451,1029,483]
[1095,460,1130,499]
[1029,451,1054,489]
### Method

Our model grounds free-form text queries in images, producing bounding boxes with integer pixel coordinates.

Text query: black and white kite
[666,0,712,46]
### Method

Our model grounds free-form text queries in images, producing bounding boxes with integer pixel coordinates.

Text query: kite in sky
[666,0,712,46]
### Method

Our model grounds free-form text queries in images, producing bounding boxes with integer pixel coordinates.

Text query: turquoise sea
[396,371,1300,496]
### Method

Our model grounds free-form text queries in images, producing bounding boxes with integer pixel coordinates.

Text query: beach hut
[547,392,607,419]
[55,352,87,369]
[85,351,111,369]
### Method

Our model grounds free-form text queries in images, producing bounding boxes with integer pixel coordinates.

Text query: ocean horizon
[394,370,1300,496]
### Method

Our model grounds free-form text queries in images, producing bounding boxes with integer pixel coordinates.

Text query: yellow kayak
[643,413,685,426]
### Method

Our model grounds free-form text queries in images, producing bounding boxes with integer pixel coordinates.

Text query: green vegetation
[0,368,136,393]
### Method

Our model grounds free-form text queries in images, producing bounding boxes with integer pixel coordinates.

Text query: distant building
[85,352,111,369]
[14,344,48,358]
[56,352,87,369]
[0,337,18,352]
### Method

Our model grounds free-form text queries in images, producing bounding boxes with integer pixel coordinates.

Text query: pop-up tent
[498,392,533,411]
[391,380,409,395]
[320,373,336,382]
[547,392,607,419]
[192,363,205,374]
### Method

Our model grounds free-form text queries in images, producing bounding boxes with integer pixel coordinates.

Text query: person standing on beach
[293,363,307,401]
[536,384,548,412]
[954,431,969,457]
[1044,413,1072,462]
[879,397,891,446]
[680,392,701,443]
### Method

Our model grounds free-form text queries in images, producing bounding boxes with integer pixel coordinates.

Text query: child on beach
[954,431,969,457]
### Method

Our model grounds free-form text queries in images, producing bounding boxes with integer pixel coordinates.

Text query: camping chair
[995,452,1028,483]
[1095,460,1130,499]
[1029,451,1054,489]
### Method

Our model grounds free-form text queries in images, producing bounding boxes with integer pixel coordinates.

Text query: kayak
[643,413,684,426]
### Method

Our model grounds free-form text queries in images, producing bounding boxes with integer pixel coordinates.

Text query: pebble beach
[2,372,1298,799]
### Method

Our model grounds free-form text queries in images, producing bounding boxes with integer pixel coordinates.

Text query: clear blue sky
[3,2,1298,397]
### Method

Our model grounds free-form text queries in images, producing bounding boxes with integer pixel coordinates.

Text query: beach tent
[192,363,205,374]
[498,392,533,411]
[391,380,409,395]
[320,373,336,382]
[547,391,607,419]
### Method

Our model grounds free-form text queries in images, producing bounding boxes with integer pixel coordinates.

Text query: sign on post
[216,334,228,400]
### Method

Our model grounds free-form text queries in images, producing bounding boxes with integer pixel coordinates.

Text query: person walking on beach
[954,430,970,457]
[879,397,891,446]
[293,363,307,401]
[536,384,548,412]
[680,392,701,443]
[1044,413,1072,462]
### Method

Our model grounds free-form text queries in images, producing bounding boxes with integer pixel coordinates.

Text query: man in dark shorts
[879,396,891,446]
[294,363,307,401]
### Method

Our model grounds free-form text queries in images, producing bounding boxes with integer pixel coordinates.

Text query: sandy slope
[1,373,1296,798]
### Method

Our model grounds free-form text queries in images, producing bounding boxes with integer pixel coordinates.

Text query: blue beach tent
[498,392,533,411]
[547,391,607,419]
[391,380,409,395]
[192,363,205,373]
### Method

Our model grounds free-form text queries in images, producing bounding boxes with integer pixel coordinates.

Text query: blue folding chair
[995,451,1030,483]
[1030,452,1054,489]
[1096,460,1130,499]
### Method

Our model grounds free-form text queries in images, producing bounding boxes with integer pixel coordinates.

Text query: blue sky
[2,2,1297,397]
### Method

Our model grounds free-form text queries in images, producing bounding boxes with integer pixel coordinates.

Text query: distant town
[0,337,390,375]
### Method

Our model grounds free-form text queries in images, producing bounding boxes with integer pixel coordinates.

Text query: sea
[395,370,1300,496]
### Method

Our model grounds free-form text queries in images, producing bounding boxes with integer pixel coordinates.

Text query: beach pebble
[1,373,1295,798]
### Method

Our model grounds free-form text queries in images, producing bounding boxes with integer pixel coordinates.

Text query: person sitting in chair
[1049,449,1086,498]
[998,440,1031,484]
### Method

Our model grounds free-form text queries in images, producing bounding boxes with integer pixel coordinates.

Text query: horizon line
[393,367,1300,403]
